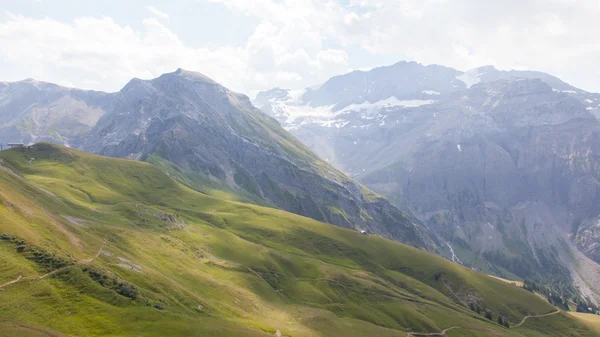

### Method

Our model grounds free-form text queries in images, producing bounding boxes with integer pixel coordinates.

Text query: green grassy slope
[0,143,595,337]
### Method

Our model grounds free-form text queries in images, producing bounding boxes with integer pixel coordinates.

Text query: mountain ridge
[0,68,440,254]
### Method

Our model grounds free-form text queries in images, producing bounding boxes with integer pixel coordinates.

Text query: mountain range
[254,61,600,303]
[2,61,600,335]
[3,62,600,306]
[0,69,437,253]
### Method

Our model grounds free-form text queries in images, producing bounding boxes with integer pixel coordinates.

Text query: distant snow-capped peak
[254,88,436,130]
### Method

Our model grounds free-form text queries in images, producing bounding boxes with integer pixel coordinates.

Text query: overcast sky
[1,0,599,96]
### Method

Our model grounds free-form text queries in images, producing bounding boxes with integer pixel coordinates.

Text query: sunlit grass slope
[0,143,595,336]
[566,312,600,334]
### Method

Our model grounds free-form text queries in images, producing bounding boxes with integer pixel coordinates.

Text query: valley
[0,143,596,336]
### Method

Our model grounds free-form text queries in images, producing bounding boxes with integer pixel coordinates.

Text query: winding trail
[0,275,23,289]
[0,238,107,289]
[511,308,561,328]
[78,238,107,264]
[407,326,460,336]
[406,308,561,336]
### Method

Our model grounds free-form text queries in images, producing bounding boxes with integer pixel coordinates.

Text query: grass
[0,319,68,337]
[146,154,272,207]
[513,312,599,337]
[567,312,600,334]
[487,275,524,288]
[0,143,596,336]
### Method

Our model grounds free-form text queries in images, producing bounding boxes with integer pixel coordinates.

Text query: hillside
[0,70,438,253]
[0,143,596,336]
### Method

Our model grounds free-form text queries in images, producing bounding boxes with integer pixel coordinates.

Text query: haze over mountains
[3,61,600,307]
[255,61,600,302]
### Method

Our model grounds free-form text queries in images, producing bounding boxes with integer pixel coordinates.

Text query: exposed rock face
[302,61,465,110]
[0,79,110,146]
[354,79,600,284]
[255,62,600,292]
[575,218,600,262]
[80,69,437,251]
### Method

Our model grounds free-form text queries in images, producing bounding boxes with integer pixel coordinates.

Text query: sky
[1,0,600,96]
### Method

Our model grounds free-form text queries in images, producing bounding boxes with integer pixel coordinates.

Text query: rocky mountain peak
[255,87,291,104]
[470,65,498,73]
[169,68,218,84]
[155,68,255,106]
[121,69,222,98]
[121,77,157,98]
[300,61,464,111]
[471,77,553,95]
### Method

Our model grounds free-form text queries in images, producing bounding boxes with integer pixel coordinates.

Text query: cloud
[0,11,348,95]
[0,13,244,91]
[145,6,170,22]
[2,0,600,94]
[210,0,600,93]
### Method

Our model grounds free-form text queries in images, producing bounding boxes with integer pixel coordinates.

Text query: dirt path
[0,275,23,289]
[407,326,459,336]
[511,308,561,328]
[0,238,107,288]
[78,238,107,264]
[406,308,560,336]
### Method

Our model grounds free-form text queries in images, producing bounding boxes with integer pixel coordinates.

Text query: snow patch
[264,94,434,129]
[422,90,440,95]
[335,120,350,128]
[562,90,577,94]
[343,97,435,112]
[457,144,462,152]
[456,69,482,88]
[585,99,594,103]
[379,118,386,126]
